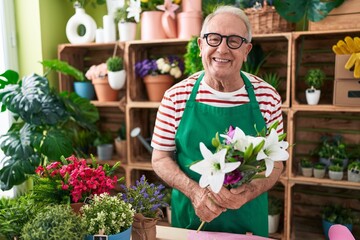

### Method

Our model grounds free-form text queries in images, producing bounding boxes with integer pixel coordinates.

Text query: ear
[197,37,203,57]
[243,43,253,62]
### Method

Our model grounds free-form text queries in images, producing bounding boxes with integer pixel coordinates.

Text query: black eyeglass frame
[203,33,248,49]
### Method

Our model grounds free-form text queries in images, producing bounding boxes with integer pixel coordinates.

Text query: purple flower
[224,169,242,185]
[135,56,184,79]
[225,125,235,144]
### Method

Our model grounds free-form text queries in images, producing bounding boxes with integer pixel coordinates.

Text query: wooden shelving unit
[58,29,360,240]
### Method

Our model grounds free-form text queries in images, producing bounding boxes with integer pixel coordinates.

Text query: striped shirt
[151,71,284,152]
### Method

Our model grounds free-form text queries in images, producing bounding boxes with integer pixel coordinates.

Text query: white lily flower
[221,127,264,152]
[256,129,289,177]
[190,142,241,193]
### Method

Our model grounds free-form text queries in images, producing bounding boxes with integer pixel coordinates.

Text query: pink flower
[85,63,108,80]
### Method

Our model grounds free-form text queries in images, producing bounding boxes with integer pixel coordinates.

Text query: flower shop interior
[0,0,360,240]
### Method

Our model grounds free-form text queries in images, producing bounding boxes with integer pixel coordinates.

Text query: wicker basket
[244,1,295,35]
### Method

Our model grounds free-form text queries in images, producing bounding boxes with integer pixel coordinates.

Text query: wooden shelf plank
[289,175,360,190]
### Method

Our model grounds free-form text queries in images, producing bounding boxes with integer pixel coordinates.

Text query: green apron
[173,72,268,237]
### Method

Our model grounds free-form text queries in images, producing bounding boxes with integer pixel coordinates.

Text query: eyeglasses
[203,33,248,49]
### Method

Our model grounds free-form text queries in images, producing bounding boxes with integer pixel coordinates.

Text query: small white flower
[190,142,241,193]
[256,129,289,177]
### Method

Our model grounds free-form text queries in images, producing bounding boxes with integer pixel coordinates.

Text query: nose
[217,37,229,53]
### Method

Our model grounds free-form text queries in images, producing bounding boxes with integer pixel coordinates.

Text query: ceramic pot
[141,11,166,40]
[108,70,126,90]
[313,168,326,179]
[118,22,137,41]
[143,74,174,102]
[177,11,202,39]
[305,89,321,105]
[73,81,95,100]
[97,144,114,160]
[329,170,343,181]
[348,170,360,182]
[66,4,96,44]
[92,76,119,101]
[181,0,202,12]
[268,214,280,234]
[85,226,132,240]
[301,167,313,177]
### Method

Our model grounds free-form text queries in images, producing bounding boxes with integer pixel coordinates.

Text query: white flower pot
[118,22,137,41]
[305,89,321,105]
[268,214,280,234]
[302,167,313,177]
[329,170,343,181]
[108,70,126,90]
[313,168,326,179]
[348,170,360,182]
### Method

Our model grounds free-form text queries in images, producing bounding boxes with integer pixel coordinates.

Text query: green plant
[81,193,135,235]
[0,194,42,240]
[329,164,343,172]
[241,44,272,75]
[41,59,86,82]
[140,0,164,11]
[348,161,360,172]
[261,72,282,90]
[316,135,348,161]
[184,36,203,76]
[304,68,326,89]
[117,122,126,140]
[114,0,136,23]
[268,195,283,215]
[322,204,358,225]
[274,0,345,30]
[93,131,113,146]
[314,162,326,170]
[21,204,86,240]
[300,158,313,168]
[106,56,124,72]
[68,0,106,8]
[0,60,99,191]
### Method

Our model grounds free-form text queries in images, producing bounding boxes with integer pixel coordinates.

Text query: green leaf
[40,59,85,81]
[40,128,73,160]
[0,70,19,89]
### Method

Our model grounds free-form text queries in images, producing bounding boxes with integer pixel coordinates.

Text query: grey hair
[200,5,252,42]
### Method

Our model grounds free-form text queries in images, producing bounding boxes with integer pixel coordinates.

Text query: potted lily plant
[304,68,326,105]
[106,56,126,90]
[114,0,138,41]
[135,55,184,101]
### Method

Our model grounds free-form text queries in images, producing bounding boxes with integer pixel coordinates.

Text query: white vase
[268,214,280,234]
[118,22,137,41]
[305,89,321,105]
[66,3,96,44]
[108,70,126,90]
[103,15,116,43]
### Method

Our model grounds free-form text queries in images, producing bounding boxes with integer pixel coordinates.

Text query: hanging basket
[244,1,295,35]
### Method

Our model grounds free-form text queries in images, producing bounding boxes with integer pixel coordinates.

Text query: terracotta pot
[92,76,119,101]
[177,11,202,39]
[181,0,202,12]
[141,11,167,40]
[143,74,174,102]
[70,202,84,214]
[132,213,158,240]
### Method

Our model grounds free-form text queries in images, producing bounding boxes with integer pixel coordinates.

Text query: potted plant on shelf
[82,193,135,240]
[300,158,313,177]
[0,61,99,191]
[304,68,326,105]
[321,204,357,240]
[347,161,360,183]
[328,164,343,181]
[21,204,86,240]
[268,195,283,234]
[261,72,282,91]
[106,56,126,90]
[184,36,203,76]
[114,123,127,161]
[86,63,119,101]
[94,131,115,160]
[313,162,326,179]
[114,0,138,41]
[120,175,168,240]
[317,135,348,170]
[135,55,184,102]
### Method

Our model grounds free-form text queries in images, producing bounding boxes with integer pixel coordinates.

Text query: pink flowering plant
[189,121,289,230]
[35,155,121,203]
[120,175,168,218]
[85,63,107,81]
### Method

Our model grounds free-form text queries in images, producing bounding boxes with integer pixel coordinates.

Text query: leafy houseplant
[321,204,357,239]
[347,161,360,183]
[268,195,283,234]
[0,61,99,191]
[184,36,203,76]
[316,135,348,169]
[313,162,326,179]
[94,131,115,160]
[261,72,282,90]
[328,164,343,181]
[300,158,313,177]
[82,193,135,237]
[106,56,126,90]
[304,68,326,105]
[21,204,86,240]
[33,155,120,203]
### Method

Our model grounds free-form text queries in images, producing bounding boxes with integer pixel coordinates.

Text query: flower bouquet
[135,55,184,79]
[121,175,168,240]
[189,121,289,231]
[34,155,121,204]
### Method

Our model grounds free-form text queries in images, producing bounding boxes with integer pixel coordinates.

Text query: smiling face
[198,13,252,90]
